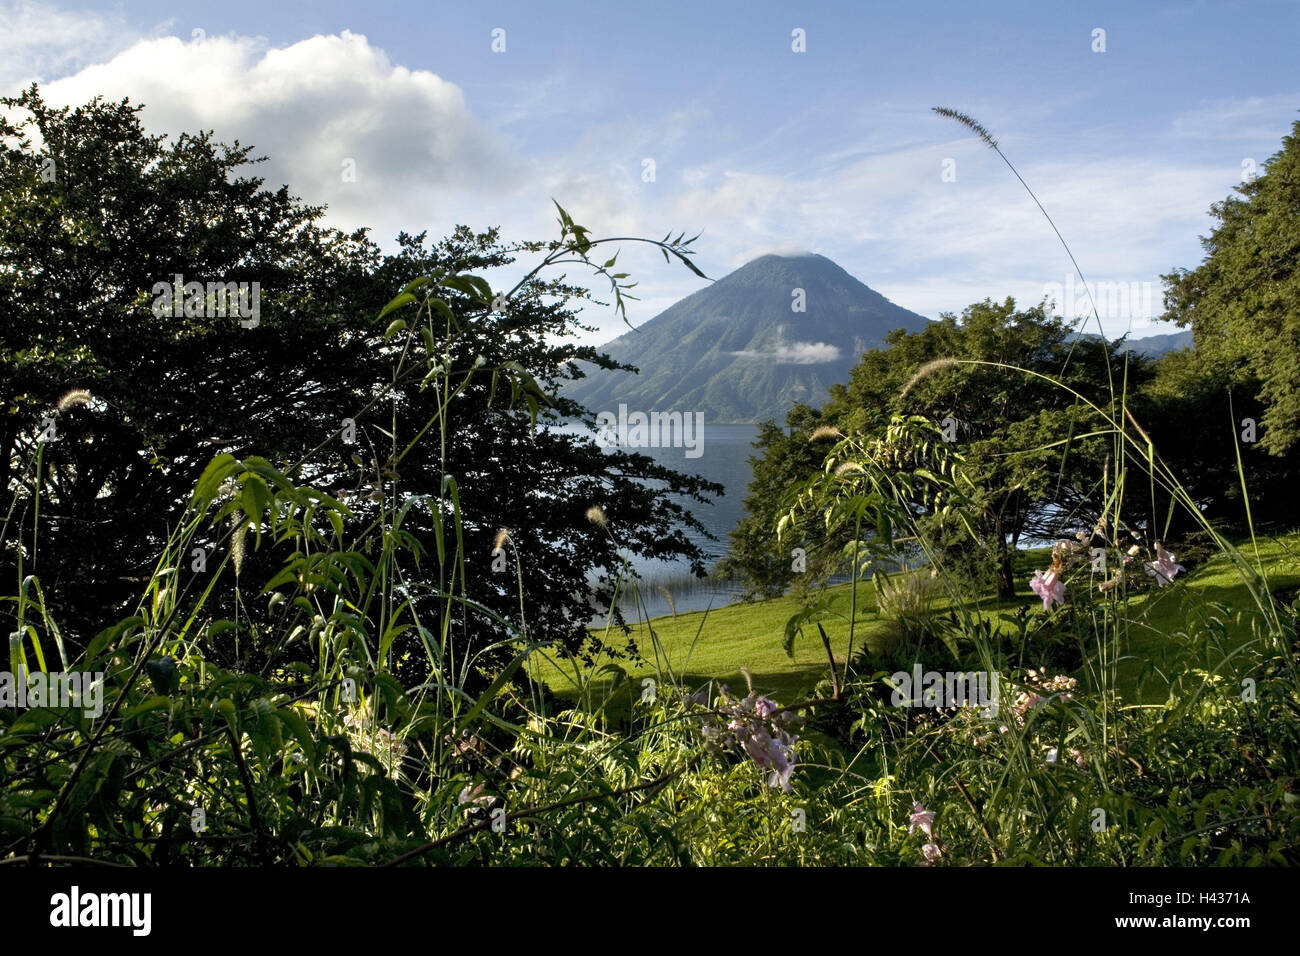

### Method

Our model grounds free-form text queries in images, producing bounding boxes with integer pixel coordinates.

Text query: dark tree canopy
[0,86,717,686]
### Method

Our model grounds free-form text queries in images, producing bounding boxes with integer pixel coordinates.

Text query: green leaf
[378,291,417,320]
[121,695,173,719]
[192,454,237,509]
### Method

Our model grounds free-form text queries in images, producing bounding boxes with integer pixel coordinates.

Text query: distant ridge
[566,253,931,423]
[1119,329,1193,356]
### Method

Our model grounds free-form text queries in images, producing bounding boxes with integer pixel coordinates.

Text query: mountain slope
[567,253,930,423]
[1120,330,1193,356]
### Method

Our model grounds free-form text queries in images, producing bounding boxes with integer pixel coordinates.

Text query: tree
[728,299,1150,599]
[1137,345,1300,534]
[1161,117,1300,456]
[0,86,717,686]
[717,404,829,598]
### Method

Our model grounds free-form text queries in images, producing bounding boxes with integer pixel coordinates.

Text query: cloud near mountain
[730,338,843,364]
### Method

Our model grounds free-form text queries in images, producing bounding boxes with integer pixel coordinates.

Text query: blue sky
[3,0,1298,344]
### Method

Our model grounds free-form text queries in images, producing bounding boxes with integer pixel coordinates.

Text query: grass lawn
[1118,531,1300,697]
[533,532,1300,710]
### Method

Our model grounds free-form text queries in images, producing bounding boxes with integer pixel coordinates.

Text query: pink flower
[767,757,796,793]
[1146,544,1185,587]
[921,843,942,863]
[754,696,778,719]
[1029,569,1065,610]
[743,731,795,792]
[909,801,935,837]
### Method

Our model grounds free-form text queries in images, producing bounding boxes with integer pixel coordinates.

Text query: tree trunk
[994,515,1016,599]
[996,546,1016,599]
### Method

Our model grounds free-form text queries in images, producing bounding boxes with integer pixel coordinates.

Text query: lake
[551,421,762,621]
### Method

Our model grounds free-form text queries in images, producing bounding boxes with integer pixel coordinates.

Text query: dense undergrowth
[3,193,1298,868]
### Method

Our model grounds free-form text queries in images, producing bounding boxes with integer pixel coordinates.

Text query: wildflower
[1098,570,1123,593]
[1071,748,1087,768]
[702,690,802,792]
[909,801,935,837]
[1051,539,1082,564]
[1029,568,1065,610]
[684,686,710,707]
[1005,671,1077,729]
[457,782,496,821]
[766,748,796,792]
[1006,690,1042,728]
[921,843,942,864]
[585,505,607,528]
[743,730,795,793]
[1146,543,1185,587]
[808,425,843,442]
[1041,674,1077,698]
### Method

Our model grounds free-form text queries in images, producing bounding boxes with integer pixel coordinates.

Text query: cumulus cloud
[732,341,842,364]
[33,30,524,246]
[4,15,724,345]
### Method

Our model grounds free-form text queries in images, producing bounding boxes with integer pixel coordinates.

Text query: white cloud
[18,22,727,345]
[732,341,842,364]
[729,243,816,267]
[34,30,525,248]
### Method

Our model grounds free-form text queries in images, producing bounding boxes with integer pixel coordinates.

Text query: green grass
[534,532,1300,710]
[1118,532,1300,697]
[535,579,888,709]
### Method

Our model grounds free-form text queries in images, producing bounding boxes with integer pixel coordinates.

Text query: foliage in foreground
[2,105,1299,868]
[2,301,1297,865]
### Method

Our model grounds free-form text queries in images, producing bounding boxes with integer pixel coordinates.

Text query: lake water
[551,421,761,621]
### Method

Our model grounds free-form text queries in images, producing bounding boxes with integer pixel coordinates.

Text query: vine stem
[954,777,1001,863]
